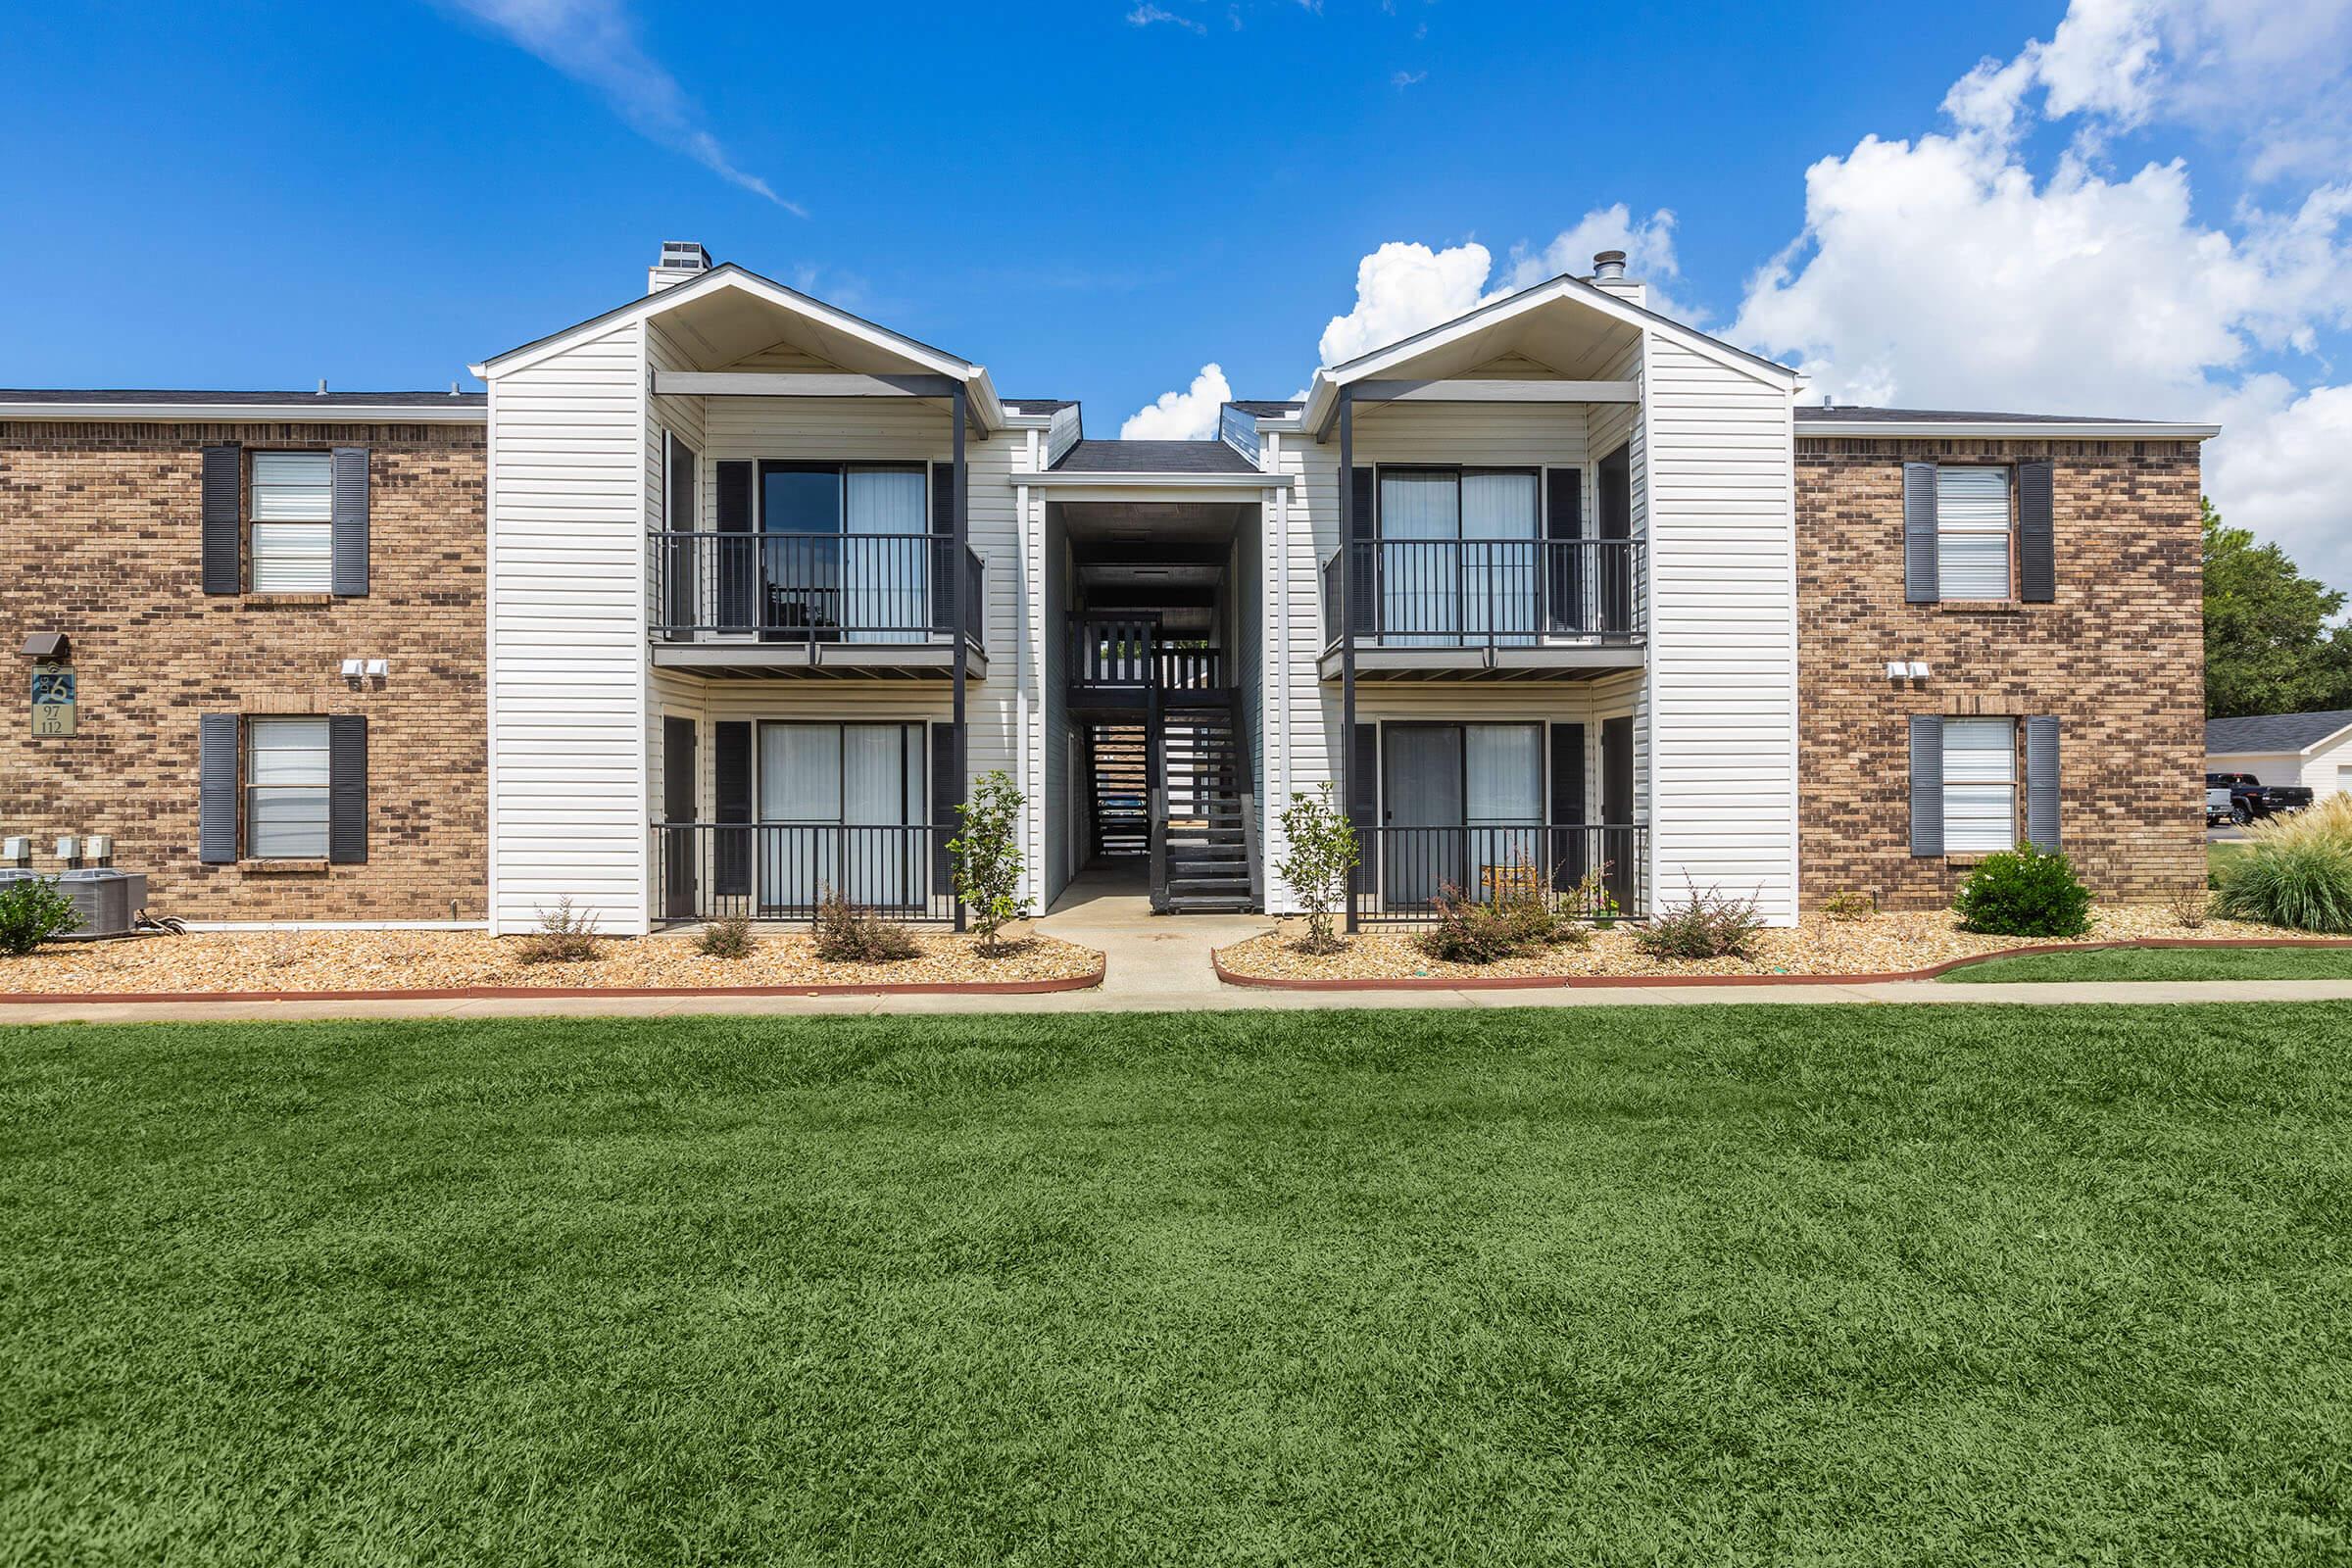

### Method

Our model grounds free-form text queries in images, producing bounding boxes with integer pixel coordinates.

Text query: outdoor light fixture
[365,659,389,678]
[1907,661,1932,680]
[341,658,365,678]
[1885,661,1908,679]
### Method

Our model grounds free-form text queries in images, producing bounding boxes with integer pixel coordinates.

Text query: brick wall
[1796,436,2205,910]
[0,420,486,921]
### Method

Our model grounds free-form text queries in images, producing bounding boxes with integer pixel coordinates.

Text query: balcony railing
[652,821,954,924]
[1348,823,1649,925]
[1066,614,1223,692]
[1321,538,1643,649]
[650,531,984,647]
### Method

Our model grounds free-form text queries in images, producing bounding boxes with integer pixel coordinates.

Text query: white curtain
[842,724,922,905]
[757,724,924,910]
[759,724,839,909]
[1379,471,1459,644]
[1461,470,1538,645]
[844,468,928,643]
[1466,723,1543,900]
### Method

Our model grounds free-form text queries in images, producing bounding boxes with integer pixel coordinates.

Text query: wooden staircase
[1159,697,1254,913]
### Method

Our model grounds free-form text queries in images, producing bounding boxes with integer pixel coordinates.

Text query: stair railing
[1147,683,1169,912]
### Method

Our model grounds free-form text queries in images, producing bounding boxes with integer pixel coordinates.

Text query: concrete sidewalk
[4,868,2351,1026]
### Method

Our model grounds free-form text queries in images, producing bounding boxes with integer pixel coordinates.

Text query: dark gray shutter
[930,722,959,893]
[715,461,755,632]
[1347,722,1378,830]
[201,444,241,595]
[2017,461,2054,603]
[1548,722,1588,887]
[713,720,752,898]
[661,716,698,918]
[326,715,368,863]
[2025,715,2061,851]
[931,462,956,634]
[1544,467,1584,634]
[662,435,697,635]
[1903,462,1938,604]
[1909,714,1944,857]
[198,713,239,862]
[329,447,369,596]
[1348,466,1376,636]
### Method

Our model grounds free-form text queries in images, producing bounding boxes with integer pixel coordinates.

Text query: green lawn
[5,1006,2350,1566]
[2212,838,2250,882]
[1945,945,2352,983]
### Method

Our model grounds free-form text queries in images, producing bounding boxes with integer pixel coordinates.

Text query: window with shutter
[1941,717,2017,853]
[250,452,334,593]
[1935,466,2012,600]
[246,716,331,858]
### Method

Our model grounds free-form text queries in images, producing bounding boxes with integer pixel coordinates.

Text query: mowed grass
[4,1006,2350,1567]
[2213,838,2251,881]
[1945,945,2352,983]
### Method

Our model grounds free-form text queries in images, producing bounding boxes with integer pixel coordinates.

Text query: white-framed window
[249,451,333,593]
[246,716,331,858]
[1936,466,2012,600]
[1942,717,2018,853]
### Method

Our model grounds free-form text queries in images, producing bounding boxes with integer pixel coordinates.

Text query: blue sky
[5,1,2348,578]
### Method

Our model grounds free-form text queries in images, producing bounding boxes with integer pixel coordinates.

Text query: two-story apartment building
[1,241,2212,937]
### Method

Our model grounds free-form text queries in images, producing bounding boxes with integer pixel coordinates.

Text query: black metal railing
[651,822,954,923]
[1065,615,1225,692]
[1320,538,1643,649]
[1348,823,1648,925]
[649,531,985,648]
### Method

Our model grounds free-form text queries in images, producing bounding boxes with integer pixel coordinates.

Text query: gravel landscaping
[1217,905,2301,983]
[0,925,1101,995]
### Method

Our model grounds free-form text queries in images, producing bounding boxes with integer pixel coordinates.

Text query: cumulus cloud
[1317,240,1501,366]
[1120,363,1233,440]
[1732,0,2352,581]
[437,0,800,212]
[1502,203,1690,318]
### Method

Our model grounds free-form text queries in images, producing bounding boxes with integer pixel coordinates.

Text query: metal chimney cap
[1592,250,1628,280]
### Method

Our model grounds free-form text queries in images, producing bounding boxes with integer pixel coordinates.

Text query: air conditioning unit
[56,868,147,940]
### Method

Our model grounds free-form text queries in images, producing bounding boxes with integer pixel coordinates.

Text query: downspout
[951,383,969,933]
[1339,387,1358,934]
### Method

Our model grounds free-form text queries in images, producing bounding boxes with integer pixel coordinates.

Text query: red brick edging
[1210,938,2352,992]
[0,961,1105,1005]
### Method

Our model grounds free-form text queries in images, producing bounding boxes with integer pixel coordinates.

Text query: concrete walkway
[4,866,2351,1024]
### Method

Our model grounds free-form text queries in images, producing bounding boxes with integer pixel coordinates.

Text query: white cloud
[437,0,800,213]
[1120,363,1232,440]
[1731,0,2352,582]
[1127,4,1206,33]
[1391,70,1427,89]
[1502,203,1690,318]
[1317,240,1500,366]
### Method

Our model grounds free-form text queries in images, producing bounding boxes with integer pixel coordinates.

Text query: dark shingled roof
[1004,398,1075,416]
[1052,439,1259,474]
[0,388,486,406]
[1795,405,2136,423]
[1228,399,1302,417]
[2207,710,2352,756]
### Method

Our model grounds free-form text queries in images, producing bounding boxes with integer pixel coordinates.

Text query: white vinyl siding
[246,716,330,858]
[1943,717,2017,853]
[250,452,332,592]
[1936,466,2011,600]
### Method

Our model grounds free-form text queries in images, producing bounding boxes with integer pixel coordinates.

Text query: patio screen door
[1384,725,1464,907]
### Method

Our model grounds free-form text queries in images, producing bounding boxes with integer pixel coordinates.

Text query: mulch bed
[1215,906,2331,988]
[0,926,1102,999]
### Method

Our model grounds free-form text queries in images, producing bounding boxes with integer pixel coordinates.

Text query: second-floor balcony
[649,531,986,678]
[1320,537,1645,680]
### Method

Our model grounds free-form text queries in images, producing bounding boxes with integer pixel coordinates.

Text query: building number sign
[31,662,75,737]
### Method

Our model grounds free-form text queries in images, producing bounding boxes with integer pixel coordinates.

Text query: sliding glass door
[1380,722,1544,908]
[758,464,933,642]
[760,463,843,641]
[1376,468,1540,646]
[843,466,928,642]
[755,722,927,912]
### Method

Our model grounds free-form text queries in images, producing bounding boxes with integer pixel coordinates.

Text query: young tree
[949,769,1032,956]
[1274,781,1360,955]
[2204,498,2352,718]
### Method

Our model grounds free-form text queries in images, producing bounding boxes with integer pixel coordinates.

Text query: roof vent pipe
[1592,250,1627,281]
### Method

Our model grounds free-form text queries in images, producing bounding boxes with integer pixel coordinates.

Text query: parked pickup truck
[2207,785,2238,827]
[2207,771,2314,823]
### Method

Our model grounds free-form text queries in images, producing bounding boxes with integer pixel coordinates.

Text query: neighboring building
[0,241,2215,931]
[2207,710,2352,802]
[1,392,486,924]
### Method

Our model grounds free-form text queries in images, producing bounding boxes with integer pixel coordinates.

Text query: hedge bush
[1951,845,2092,938]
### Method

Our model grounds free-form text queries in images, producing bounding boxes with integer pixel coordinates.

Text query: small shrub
[811,887,920,963]
[1565,865,1622,928]
[1276,782,1360,956]
[514,897,602,964]
[695,915,756,960]
[0,878,82,956]
[1819,890,1876,922]
[2212,796,2352,933]
[1952,845,2093,938]
[1416,866,1590,965]
[2166,884,2211,930]
[949,770,1032,957]
[1635,878,1768,960]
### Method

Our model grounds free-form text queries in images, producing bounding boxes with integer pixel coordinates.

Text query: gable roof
[1052,439,1258,474]
[2207,710,2352,757]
